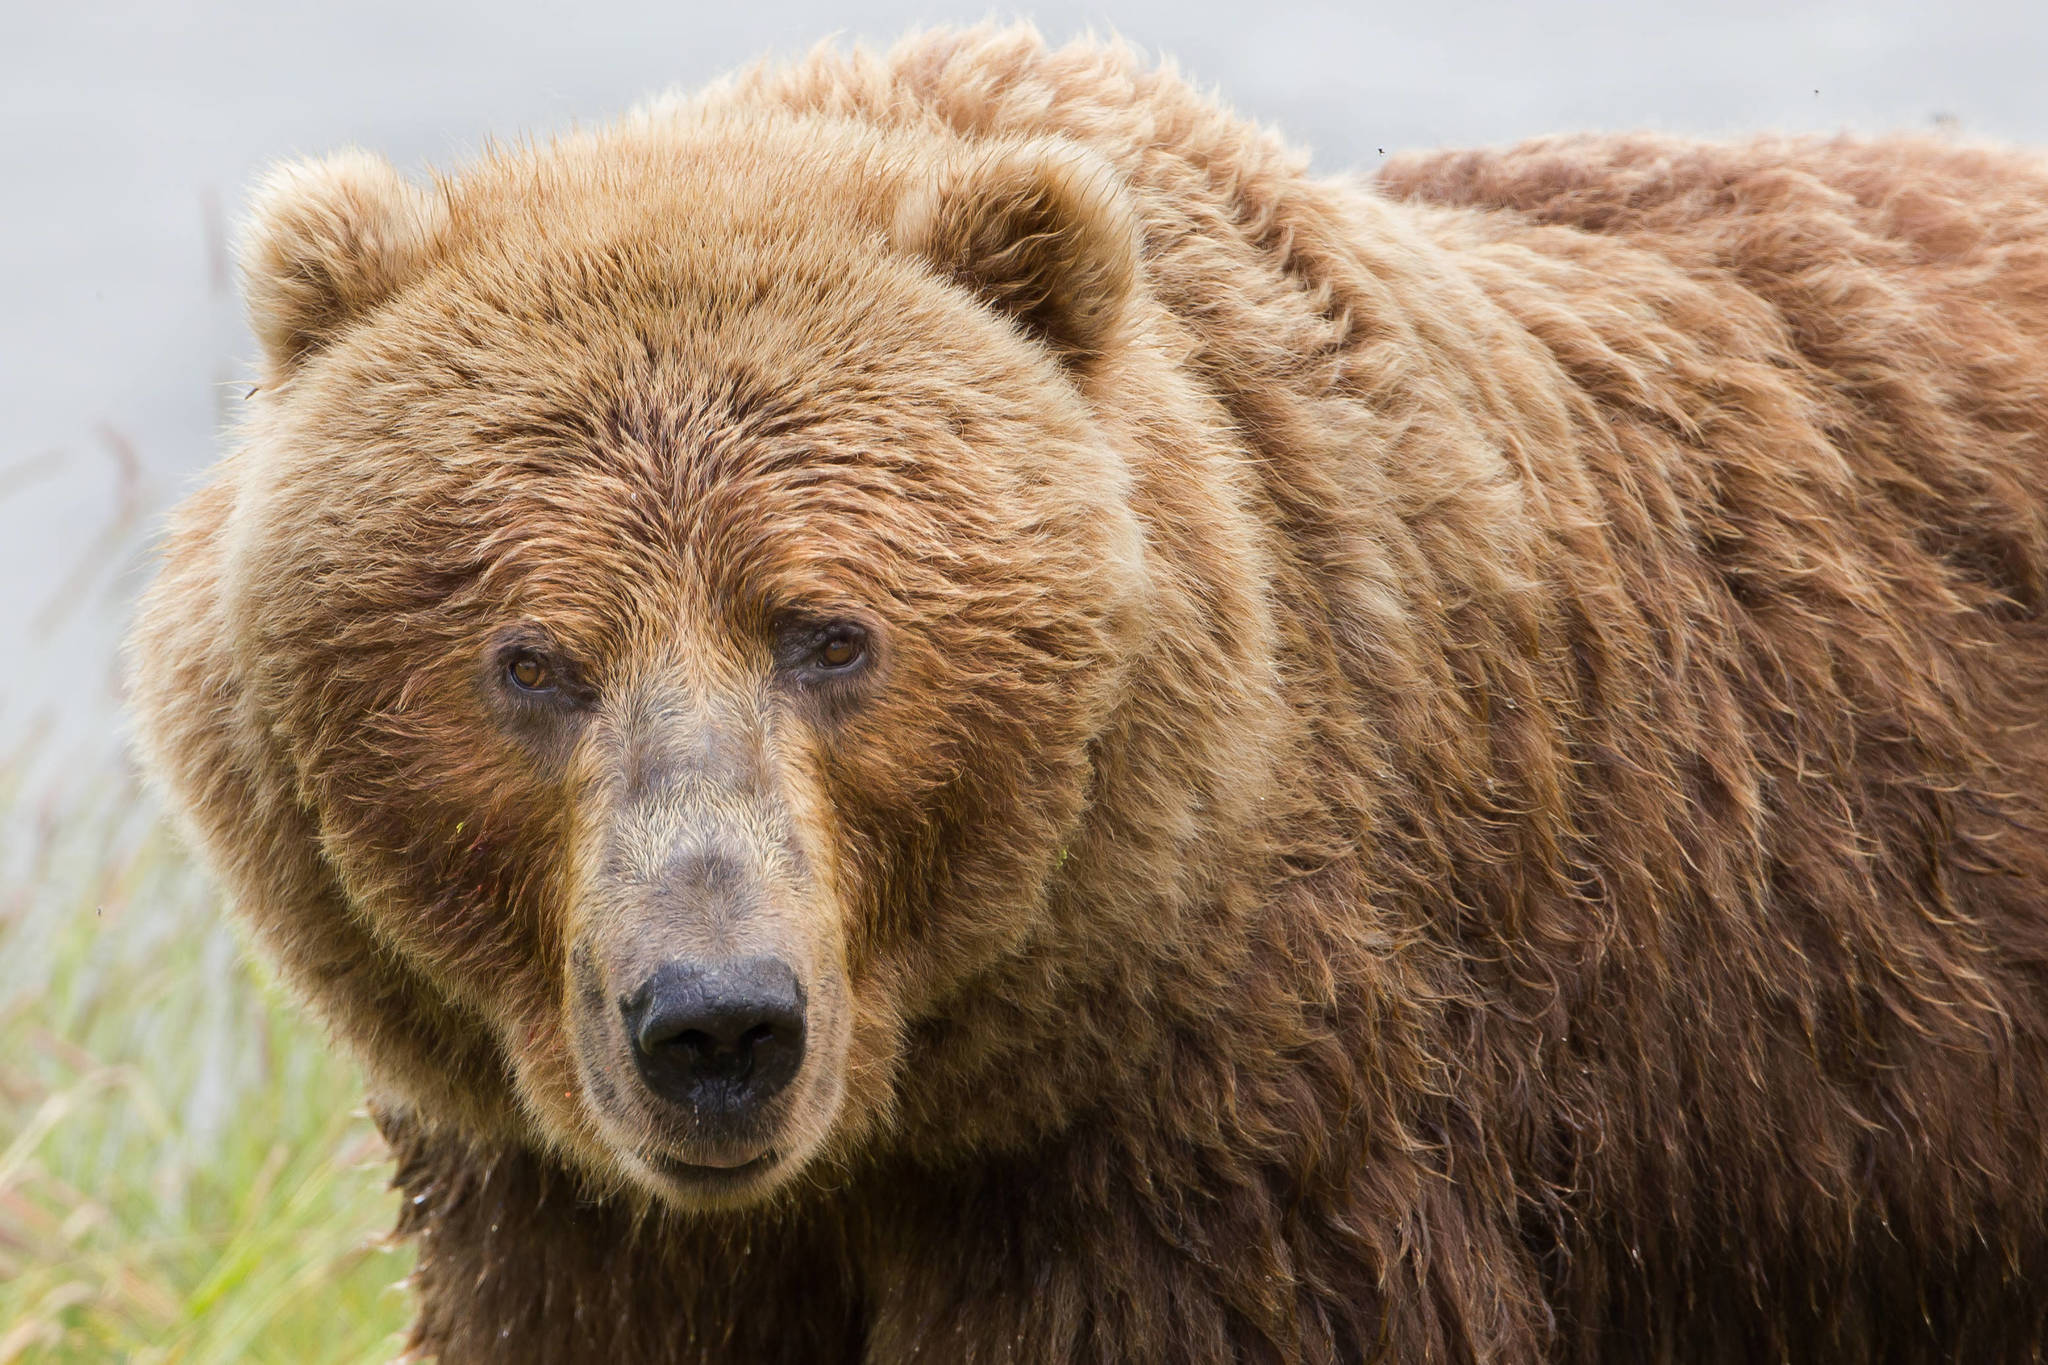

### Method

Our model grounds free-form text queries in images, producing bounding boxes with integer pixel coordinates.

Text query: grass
[0,764,414,1363]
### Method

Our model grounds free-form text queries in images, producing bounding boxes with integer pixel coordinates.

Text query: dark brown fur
[129,27,2048,1363]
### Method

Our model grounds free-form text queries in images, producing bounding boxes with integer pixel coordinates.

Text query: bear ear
[894,139,1140,379]
[238,150,446,375]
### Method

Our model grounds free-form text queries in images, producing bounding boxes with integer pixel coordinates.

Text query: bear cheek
[363,790,567,1015]
[814,668,1097,1017]
[292,687,574,1023]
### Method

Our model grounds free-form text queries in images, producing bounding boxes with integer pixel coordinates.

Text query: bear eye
[772,617,875,689]
[815,625,867,671]
[505,649,556,692]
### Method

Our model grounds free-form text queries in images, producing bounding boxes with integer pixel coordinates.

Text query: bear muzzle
[559,712,851,1201]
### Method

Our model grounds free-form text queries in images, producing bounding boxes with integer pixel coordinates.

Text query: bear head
[139,115,1172,1210]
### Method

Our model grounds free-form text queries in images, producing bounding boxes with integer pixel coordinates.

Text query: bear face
[204,119,1156,1209]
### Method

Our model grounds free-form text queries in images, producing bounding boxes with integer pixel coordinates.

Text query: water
[7,0,2045,792]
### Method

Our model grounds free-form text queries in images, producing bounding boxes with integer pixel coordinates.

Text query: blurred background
[3,2,2045,1359]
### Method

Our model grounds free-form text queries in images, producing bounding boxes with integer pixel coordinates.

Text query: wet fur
[130,26,2048,1364]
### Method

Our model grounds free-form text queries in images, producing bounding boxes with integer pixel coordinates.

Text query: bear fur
[128,25,2048,1364]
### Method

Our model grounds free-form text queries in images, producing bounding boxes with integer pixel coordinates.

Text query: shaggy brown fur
[128,26,2048,1364]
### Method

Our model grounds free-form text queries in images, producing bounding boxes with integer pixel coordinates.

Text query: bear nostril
[623,957,806,1117]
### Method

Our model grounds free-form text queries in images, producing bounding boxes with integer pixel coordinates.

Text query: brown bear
[128,24,2048,1365]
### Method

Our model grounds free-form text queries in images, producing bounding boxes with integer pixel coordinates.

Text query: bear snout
[622,956,807,1123]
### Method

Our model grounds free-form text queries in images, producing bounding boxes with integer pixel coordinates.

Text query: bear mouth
[642,1146,779,1189]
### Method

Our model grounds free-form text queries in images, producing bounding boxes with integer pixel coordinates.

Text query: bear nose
[623,957,806,1118]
